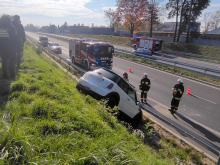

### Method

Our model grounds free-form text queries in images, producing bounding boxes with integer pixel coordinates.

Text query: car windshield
[93,45,113,58]
[96,68,120,83]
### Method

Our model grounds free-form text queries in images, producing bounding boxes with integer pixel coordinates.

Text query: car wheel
[84,61,90,70]
[106,94,119,108]
[71,56,75,64]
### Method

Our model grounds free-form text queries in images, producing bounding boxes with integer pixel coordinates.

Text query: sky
[0,0,219,27]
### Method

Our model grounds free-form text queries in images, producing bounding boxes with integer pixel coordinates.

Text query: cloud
[0,0,99,17]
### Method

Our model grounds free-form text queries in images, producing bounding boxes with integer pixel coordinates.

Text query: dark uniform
[123,72,129,82]
[170,83,184,113]
[139,76,151,103]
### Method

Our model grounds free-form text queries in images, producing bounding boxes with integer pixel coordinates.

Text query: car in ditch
[48,42,62,54]
[76,68,142,121]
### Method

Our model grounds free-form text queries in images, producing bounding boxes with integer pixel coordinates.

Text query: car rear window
[96,68,120,83]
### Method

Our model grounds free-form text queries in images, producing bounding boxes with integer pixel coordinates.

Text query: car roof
[96,68,136,90]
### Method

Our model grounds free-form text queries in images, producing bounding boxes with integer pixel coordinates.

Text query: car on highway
[76,68,142,121]
[39,36,48,47]
[48,42,62,54]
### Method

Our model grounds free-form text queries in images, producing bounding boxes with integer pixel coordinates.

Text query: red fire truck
[69,39,114,70]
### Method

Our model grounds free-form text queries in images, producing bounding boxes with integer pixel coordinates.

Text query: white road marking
[190,93,217,105]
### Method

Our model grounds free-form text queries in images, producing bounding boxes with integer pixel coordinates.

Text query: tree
[185,0,210,42]
[212,10,220,30]
[176,0,187,42]
[105,8,117,31]
[202,11,220,33]
[115,0,148,35]
[202,12,212,33]
[166,0,182,42]
[147,0,159,37]
[166,0,210,42]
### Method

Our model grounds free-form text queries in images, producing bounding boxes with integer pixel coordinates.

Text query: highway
[28,32,220,137]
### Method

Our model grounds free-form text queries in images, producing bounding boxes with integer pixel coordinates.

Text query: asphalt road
[27,32,220,136]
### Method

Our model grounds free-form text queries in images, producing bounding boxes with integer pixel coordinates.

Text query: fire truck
[132,36,163,55]
[69,39,114,70]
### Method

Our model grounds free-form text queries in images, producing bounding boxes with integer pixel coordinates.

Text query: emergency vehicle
[132,36,162,55]
[69,39,114,70]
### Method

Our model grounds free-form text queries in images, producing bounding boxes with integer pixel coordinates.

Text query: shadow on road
[176,113,220,143]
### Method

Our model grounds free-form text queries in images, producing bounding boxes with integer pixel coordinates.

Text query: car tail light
[106,83,114,89]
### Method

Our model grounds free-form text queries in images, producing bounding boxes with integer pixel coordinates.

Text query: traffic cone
[128,67,133,73]
[187,87,191,96]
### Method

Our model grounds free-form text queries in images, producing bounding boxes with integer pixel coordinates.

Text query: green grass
[115,52,220,86]
[71,34,220,63]
[0,43,176,164]
[162,42,220,64]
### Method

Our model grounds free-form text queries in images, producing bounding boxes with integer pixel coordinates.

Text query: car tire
[106,94,119,108]
[71,56,75,64]
[84,61,90,70]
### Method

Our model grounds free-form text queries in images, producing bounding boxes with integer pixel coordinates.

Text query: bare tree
[212,10,220,30]
[105,8,116,30]
[147,0,159,37]
[202,12,212,33]
[166,0,182,42]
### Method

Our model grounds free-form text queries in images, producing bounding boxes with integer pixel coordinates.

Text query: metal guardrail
[141,104,220,159]
[38,32,220,78]
[27,35,220,162]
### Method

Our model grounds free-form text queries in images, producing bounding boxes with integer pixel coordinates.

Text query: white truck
[133,37,163,55]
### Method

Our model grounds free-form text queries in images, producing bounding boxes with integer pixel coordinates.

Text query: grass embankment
[0,43,193,164]
[162,42,220,64]
[72,34,220,63]
[115,52,220,86]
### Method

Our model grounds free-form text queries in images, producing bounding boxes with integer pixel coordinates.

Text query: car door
[117,79,139,118]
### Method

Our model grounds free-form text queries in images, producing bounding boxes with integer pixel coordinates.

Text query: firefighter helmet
[177,78,183,84]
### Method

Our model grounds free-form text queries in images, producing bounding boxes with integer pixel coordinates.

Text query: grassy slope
[71,34,220,63]
[0,44,177,164]
[162,42,220,63]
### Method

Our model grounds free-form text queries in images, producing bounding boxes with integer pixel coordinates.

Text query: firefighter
[169,78,184,114]
[123,72,129,82]
[139,73,151,103]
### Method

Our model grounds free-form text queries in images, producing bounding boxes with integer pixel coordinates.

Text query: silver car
[77,68,142,121]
